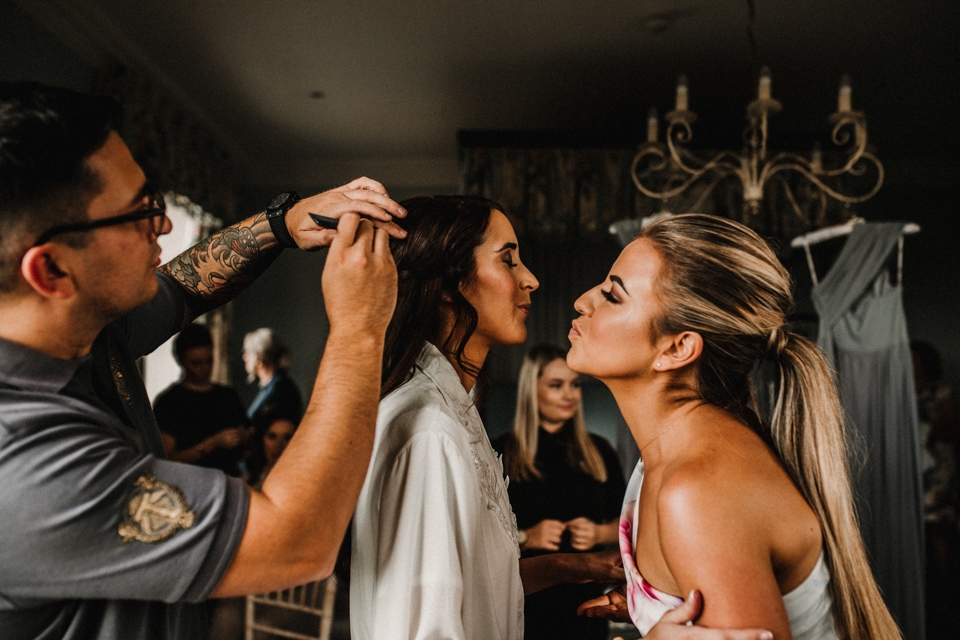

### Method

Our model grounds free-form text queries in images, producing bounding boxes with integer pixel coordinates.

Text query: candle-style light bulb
[647,107,659,143]
[758,66,772,100]
[838,74,852,112]
[811,141,823,173]
[675,74,689,112]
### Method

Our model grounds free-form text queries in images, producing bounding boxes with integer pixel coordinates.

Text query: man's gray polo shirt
[0,273,249,640]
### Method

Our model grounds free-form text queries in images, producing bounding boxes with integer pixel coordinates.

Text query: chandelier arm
[764,155,884,204]
[633,144,742,201]
[773,174,809,224]
[632,144,671,172]
[818,116,870,176]
[634,164,734,201]
[665,125,743,176]
[689,173,725,212]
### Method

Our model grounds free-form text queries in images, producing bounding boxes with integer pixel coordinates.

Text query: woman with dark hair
[350,195,538,639]
[574,214,900,639]
[494,344,625,640]
[246,407,298,489]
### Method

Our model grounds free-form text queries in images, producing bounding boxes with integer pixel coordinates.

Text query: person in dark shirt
[154,322,251,476]
[493,344,626,640]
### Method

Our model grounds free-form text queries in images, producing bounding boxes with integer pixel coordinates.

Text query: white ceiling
[15,0,958,187]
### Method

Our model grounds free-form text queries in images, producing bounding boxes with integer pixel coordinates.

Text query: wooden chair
[244,576,338,640]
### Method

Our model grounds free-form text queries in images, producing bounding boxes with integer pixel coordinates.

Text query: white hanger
[792,218,920,286]
[790,217,920,248]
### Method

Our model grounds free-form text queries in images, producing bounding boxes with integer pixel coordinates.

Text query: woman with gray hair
[243,327,303,427]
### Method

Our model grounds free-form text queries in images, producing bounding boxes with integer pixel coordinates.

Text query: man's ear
[20,246,77,299]
[655,331,703,371]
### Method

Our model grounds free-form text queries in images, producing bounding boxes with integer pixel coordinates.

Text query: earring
[655,362,661,368]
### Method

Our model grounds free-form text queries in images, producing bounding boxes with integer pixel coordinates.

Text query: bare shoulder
[656,410,821,591]
[656,415,789,547]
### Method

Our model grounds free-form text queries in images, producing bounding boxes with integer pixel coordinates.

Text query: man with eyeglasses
[0,82,404,640]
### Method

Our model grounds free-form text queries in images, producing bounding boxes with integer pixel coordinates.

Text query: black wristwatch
[265,191,300,249]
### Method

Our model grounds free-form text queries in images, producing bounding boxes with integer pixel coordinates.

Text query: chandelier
[630,67,884,226]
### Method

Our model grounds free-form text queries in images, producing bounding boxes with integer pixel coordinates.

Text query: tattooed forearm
[159,213,282,324]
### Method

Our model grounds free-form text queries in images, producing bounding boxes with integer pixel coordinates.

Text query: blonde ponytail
[771,333,901,639]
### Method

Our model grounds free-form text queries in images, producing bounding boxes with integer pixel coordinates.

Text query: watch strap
[266,192,300,249]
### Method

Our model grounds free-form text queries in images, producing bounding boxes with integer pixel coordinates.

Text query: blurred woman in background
[246,408,298,489]
[494,344,625,640]
[243,327,303,429]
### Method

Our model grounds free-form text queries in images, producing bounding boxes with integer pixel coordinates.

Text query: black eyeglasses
[32,186,168,247]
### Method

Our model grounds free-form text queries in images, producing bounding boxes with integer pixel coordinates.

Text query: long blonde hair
[640,214,900,640]
[503,344,607,483]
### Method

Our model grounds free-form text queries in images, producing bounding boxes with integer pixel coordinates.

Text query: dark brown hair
[380,195,501,397]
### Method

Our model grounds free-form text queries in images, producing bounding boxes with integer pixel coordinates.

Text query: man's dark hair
[0,82,118,291]
[173,323,214,365]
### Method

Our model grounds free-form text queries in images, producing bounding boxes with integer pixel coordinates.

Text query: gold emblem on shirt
[118,475,196,543]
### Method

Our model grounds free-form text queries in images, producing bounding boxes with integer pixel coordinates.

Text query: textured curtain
[94,62,239,382]
[94,63,239,225]
[460,146,654,238]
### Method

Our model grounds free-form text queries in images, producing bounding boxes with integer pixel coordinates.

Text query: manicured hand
[608,590,775,640]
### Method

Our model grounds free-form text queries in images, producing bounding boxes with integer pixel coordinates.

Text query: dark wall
[0,1,95,90]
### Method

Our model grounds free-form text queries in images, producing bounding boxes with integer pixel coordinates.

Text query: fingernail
[397,207,407,216]
[759,633,773,640]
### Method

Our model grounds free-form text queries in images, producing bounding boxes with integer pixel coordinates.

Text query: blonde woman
[574,214,901,639]
[494,344,625,640]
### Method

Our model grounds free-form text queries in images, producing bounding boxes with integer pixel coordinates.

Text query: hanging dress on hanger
[810,222,925,640]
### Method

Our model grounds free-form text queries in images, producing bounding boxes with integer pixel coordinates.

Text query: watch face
[268,193,291,212]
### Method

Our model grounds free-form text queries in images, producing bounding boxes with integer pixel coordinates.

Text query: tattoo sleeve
[159,213,282,326]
